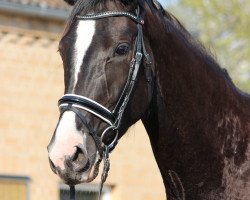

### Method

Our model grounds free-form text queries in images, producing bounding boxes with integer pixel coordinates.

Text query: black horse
[47,0,250,199]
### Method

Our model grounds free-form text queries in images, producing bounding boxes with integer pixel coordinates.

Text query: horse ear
[64,0,77,6]
[152,0,162,10]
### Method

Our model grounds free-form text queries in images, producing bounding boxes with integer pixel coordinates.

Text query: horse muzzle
[47,111,99,185]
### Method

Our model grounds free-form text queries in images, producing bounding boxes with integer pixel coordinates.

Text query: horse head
[47,0,154,185]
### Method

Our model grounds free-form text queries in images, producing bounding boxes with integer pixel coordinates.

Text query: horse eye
[115,44,129,56]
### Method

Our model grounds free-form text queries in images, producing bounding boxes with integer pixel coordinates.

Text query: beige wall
[0,15,165,200]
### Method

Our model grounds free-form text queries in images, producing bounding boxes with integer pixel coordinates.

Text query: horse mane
[146,0,239,88]
[153,1,217,65]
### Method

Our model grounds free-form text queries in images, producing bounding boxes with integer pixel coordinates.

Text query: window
[60,183,111,200]
[0,175,30,200]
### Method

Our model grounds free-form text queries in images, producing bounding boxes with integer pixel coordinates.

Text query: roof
[0,0,71,21]
[0,0,70,10]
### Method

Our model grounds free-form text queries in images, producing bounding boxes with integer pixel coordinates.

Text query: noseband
[58,7,152,200]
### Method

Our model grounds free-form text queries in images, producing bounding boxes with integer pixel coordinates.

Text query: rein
[58,7,152,200]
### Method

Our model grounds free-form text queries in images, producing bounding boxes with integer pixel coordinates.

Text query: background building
[0,0,165,200]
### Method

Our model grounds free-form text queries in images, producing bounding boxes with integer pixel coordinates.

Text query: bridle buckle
[135,52,143,63]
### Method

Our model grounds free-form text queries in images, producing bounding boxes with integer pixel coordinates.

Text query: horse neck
[145,9,250,133]
[142,8,250,199]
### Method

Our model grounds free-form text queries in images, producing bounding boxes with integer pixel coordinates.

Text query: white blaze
[49,112,84,170]
[74,20,96,91]
[49,21,96,169]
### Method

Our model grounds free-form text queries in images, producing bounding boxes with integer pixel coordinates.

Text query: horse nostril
[71,146,86,163]
[70,145,89,172]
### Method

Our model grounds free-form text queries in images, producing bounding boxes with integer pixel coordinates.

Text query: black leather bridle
[58,7,152,200]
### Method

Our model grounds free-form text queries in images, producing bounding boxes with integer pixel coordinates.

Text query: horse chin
[70,152,101,185]
[81,153,101,183]
[60,152,101,185]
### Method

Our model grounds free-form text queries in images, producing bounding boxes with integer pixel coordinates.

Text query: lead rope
[98,146,110,200]
[70,186,75,200]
